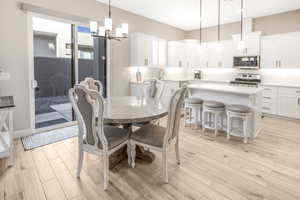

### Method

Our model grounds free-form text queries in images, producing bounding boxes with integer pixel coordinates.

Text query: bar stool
[202,101,225,137]
[184,97,203,128]
[226,104,252,143]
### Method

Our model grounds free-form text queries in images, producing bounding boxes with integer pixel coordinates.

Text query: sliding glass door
[32,17,107,129]
[77,26,107,97]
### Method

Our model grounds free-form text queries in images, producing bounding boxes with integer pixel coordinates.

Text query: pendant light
[89,0,128,41]
[238,0,246,50]
[199,0,205,53]
[216,0,223,51]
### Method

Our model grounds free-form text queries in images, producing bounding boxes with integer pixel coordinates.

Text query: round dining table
[103,96,169,168]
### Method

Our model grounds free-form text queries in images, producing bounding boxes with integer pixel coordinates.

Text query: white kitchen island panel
[188,83,263,139]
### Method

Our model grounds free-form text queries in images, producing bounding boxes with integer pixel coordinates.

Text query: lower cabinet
[263,86,300,119]
[277,88,300,119]
[130,82,145,97]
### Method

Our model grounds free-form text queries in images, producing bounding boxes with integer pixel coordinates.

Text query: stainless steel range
[230,73,261,87]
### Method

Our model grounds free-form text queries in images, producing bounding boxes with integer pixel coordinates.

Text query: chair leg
[162,150,168,183]
[103,154,109,190]
[130,143,136,168]
[175,140,180,165]
[77,148,84,178]
[127,142,131,167]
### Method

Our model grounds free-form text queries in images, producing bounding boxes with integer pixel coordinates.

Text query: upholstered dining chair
[69,84,130,190]
[81,77,104,96]
[143,79,165,99]
[129,84,187,183]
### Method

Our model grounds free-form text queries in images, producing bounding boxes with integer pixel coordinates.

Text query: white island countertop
[188,83,264,95]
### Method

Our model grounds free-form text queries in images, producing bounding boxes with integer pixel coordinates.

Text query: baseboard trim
[13,121,77,138]
[14,129,33,138]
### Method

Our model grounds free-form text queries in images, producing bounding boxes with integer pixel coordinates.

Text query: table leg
[108,124,155,169]
[8,109,14,166]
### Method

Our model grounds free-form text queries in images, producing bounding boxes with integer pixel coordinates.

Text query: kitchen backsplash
[128,66,300,86]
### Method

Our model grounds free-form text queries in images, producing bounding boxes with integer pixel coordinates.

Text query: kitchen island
[188,83,263,138]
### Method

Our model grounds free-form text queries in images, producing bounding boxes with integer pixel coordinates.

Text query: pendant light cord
[200,0,202,45]
[109,0,111,18]
[241,0,243,41]
[218,0,221,43]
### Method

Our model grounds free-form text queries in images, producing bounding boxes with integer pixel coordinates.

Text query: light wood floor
[1,117,300,200]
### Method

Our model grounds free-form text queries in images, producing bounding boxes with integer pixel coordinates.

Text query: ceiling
[96,0,300,31]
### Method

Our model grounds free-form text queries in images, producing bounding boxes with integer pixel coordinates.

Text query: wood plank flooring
[1,117,300,200]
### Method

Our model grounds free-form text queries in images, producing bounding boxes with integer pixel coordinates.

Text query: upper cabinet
[168,39,235,68]
[261,32,300,69]
[130,32,167,67]
[232,32,261,56]
[167,41,186,67]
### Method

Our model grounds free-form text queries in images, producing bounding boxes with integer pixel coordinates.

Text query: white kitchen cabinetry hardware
[261,33,300,69]
[233,32,261,56]
[130,32,167,67]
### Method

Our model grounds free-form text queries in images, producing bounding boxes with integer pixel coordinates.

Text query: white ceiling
[96,0,300,31]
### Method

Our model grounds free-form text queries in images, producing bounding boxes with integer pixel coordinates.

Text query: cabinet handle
[275,60,278,68]
[179,61,182,67]
[296,91,300,93]
[264,88,272,91]
[263,97,271,99]
[298,97,300,105]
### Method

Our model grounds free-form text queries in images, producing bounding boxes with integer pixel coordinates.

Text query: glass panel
[77,26,107,97]
[33,17,73,128]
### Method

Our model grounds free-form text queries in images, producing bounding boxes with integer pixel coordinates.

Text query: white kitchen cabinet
[130,32,167,67]
[233,32,261,56]
[262,86,278,115]
[168,41,186,67]
[261,33,300,69]
[185,41,201,68]
[206,40,234,68]
[277,87,300,118]
[130,82,145,97]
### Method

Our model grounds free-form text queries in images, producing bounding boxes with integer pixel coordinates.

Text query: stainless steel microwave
[233,56,260,69]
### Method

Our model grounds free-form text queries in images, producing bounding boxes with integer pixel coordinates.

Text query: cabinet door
[220,40,235,68]
[207,42,221,68]
[233,33,260,56]
[278,35,300,68]
[158,39,167,66]
[278,95,299,118]
[168,41,185,67]
[261,37,280,68]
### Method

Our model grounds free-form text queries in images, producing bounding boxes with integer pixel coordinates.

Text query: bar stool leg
[195,107,199,129]
[214,113,218,137]
[227,115,231,140]
[202,110,206,134]
[243,118,248,144]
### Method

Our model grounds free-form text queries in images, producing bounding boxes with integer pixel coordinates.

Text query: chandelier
[89,0,128,40]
